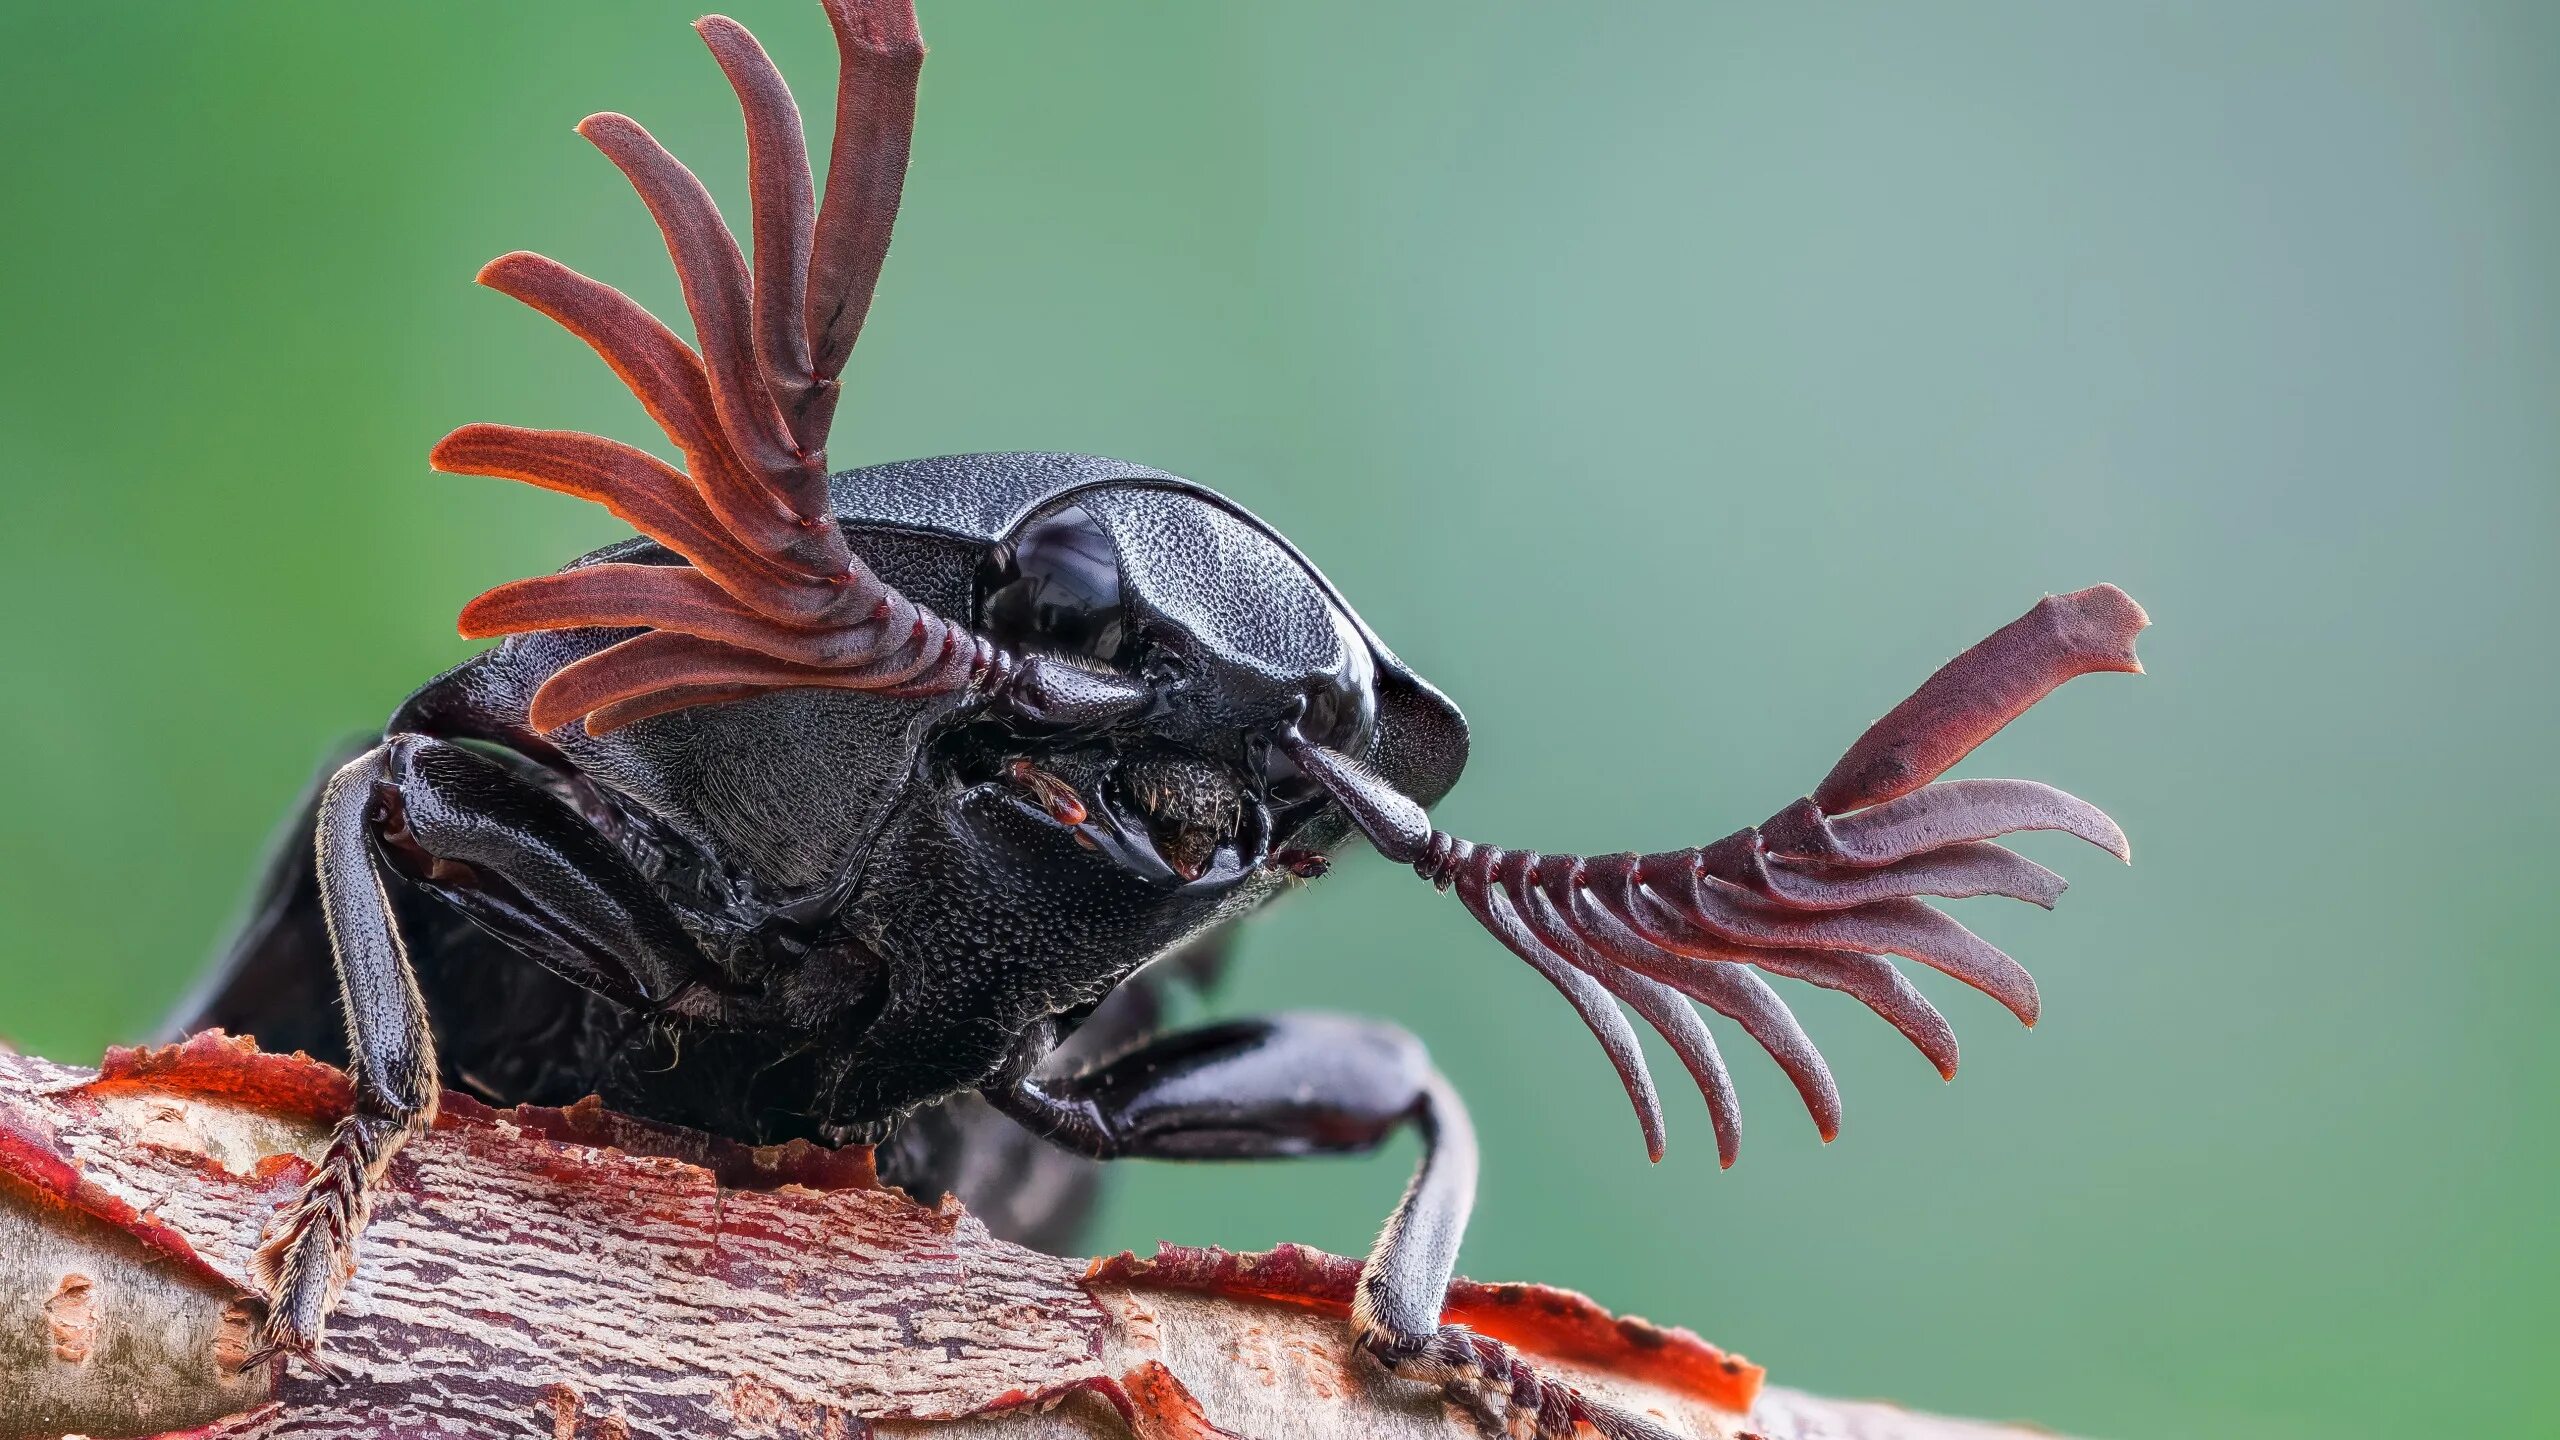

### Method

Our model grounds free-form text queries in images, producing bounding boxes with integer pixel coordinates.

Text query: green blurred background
[2,3,2551,1435]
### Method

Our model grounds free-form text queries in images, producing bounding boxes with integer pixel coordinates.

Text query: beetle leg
[370,734,741,1014]
[246,734,751,1376]
[988,1014,1676,1440]
[243,743,438,1377]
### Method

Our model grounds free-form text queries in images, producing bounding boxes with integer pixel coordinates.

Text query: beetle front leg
[370,733,740,1014]
[249,733,742,1375]
[245,743,438,1376]
[988,1013,1675,1440]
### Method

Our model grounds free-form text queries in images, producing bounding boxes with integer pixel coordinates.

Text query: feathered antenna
[430,0,1019,736]
[1290,584,2148,1166]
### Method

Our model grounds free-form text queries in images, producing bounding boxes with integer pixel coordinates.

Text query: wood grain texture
[0,1037,2066,1440]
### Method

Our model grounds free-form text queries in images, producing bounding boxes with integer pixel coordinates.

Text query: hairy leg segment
[248,734,738,1370]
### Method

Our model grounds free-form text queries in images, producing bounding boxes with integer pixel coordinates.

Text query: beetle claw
[1269,847,1331,880]
[1357,1318,1682,1440]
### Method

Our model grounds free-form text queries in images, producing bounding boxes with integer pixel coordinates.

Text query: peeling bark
[0,1037,2062,1440]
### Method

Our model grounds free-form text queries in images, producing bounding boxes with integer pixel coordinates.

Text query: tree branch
[0,1036,2059,1440]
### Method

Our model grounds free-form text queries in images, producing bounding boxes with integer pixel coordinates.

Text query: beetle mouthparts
[1292,585,2146,1169]
[1117,753,1246,885]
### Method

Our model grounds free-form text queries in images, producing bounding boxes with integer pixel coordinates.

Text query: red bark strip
[1086,1243,1765,1417]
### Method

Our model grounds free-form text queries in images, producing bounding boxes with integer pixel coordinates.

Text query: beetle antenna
[427,0,1036,736]
[1289,585,2147,1167]
[801,0,923,454]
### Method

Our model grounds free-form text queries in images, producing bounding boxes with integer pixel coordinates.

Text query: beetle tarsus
[1354,1321,1681,1440]
[246,1119,393,1382]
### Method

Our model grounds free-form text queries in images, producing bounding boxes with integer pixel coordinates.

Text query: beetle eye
[1260,652,1378,811]
[976,501,1128,665]
[1298,619,1378,756]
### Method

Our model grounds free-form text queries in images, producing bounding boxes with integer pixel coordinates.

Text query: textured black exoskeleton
[176,5,2147,1435]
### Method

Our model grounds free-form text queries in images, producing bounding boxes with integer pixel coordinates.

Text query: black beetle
[175,4,2147,1435]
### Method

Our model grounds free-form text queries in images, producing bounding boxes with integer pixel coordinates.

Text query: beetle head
[955,486,1392,889]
